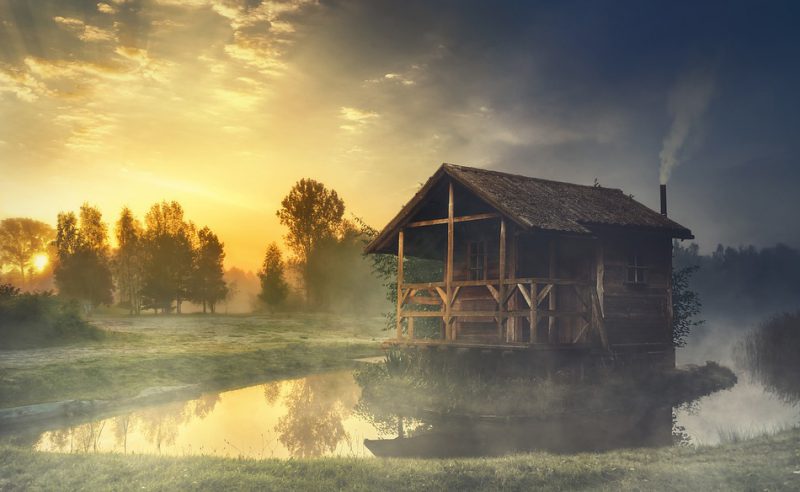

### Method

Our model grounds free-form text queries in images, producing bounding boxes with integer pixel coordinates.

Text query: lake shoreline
[2,426,799,491]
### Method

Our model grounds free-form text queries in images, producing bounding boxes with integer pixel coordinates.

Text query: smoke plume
[659,69,716,183]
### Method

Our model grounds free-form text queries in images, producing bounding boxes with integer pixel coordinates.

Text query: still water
[23,366,798,459]
[34,371,381,458]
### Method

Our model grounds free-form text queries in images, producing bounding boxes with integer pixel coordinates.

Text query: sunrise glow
[32,253,49,273]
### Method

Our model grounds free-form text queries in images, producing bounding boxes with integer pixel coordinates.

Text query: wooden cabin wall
[599,231,673,347]
[514,234,594,343]
[452,220,502,342]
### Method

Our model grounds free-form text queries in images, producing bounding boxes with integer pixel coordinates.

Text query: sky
[1,0,799,271]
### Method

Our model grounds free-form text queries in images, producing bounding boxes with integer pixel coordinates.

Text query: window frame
[626,249,648,285]
[467,240,488,281]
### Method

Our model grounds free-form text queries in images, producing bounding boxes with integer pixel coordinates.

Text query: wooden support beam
[517,284,532,307]
[596,240,605,318]
[572,319,591,344]
[485,284,500,302]
[396,229,404,339]
[536,284,553,305]
[591,289,610,350]
[548,238,557,343]
[531,283,538,343]
[446,181,454,340]
[408,317,415,339]
[406,212,500,228]
[401,310,446,318]
[498,218,506,341]
[434,286,447,304]
[450,286,461,307]
[508,231,518,342]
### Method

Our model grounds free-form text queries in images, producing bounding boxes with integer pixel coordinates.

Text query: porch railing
[396,277,608,349]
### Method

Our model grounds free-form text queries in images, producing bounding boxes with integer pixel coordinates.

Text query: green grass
[1,427,799,491]
[0,313,385,408]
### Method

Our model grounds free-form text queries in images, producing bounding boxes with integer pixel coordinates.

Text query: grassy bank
[1,427,799,491]
[0,314,384,408]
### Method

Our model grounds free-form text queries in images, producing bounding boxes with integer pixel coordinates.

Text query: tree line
[0,177,385,315]
[53,201,228,314]
[673,241,800,318]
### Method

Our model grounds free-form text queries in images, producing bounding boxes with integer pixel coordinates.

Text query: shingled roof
[365,163,693,254]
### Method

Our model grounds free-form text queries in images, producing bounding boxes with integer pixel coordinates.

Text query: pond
[5,316,799,459]
[29,371,379,459]
[5,365,794,459]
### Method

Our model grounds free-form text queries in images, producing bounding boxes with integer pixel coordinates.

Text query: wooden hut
[364,163,693,366]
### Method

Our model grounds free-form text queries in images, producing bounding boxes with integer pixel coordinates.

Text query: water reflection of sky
[32,317,800,458]
[35,371,382,459]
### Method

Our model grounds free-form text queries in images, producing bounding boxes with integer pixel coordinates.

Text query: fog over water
[675,316,799,445]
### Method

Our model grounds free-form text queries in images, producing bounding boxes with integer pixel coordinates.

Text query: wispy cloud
[339,106,379,133]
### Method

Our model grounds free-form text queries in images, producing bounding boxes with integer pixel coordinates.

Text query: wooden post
[508,230,517,341]
[498,218,506,341]
[548,238,557,343]
[595,240,604,317]
[530,283,538,343]
[445,182,454,340]
[396,229,404,340]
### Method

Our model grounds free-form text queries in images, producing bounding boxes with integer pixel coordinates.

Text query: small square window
[627,252,647,284]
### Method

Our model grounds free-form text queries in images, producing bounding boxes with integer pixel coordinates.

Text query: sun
[32,253,49,272]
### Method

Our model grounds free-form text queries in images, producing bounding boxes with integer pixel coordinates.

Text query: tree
[113,207,145,315]
[53,208,114,310]
[0,218,54,286]
[258,242,288,309]
[190,226,228,313]
[304,220,384,311]
[672,264,704,348]
[276,179,345,264]
[141,201,195,314]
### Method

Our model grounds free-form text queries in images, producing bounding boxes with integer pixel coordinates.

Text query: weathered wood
[596,240,605,318]
[451,286,461,307]
[405,212,500,228]
[403,281,446,289]
[548,238,557,343]
[406,296,441,305]
[498,218,506,341]
[485,284,500,302]
[516,284,531,308]
[444,309,586,318]
[536,284,553,305]
[408,317,415,339]
[591,289,610,350]
[508,233,518,341]
[446,181,454,340]
[401,310,446,317]
[447,277,588,288]
[434,286,447,304]
[572,319,591,343]
[531,283,538,343]
[396,229,404,339]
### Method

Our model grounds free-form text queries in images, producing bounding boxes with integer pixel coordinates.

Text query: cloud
[339,106,379,133]
[97,3,117,15]
[53,16,115,43]
[0,67,48,102]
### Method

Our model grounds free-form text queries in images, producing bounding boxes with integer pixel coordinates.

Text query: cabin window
[626,251,647,284]
[468,240,487,280]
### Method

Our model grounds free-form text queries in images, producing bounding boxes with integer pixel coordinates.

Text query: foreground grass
[1,428,799,491]
[0,313,384,408]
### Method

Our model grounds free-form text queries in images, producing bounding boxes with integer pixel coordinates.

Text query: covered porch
[388,179,610,351]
